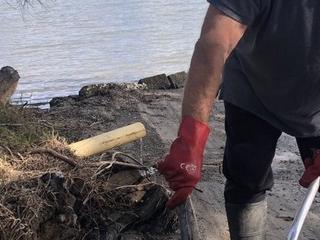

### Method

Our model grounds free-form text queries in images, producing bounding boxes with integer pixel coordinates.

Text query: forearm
[182,5,246,124]
[182,39,228,123]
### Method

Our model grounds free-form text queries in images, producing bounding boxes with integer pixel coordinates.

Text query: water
[0,0,208,104]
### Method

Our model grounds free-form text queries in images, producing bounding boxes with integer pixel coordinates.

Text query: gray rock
[79,82,147,98]
[79,83,119,98]
[0,66,20,105]
[168,71,187,89]
[49,95,78,108]
[138,74,171,90]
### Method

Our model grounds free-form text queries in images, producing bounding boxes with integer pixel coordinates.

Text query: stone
[0,66,20,105]
[79,82,147,98]
[79,83,118,98]
[49,95,78,108]
[168,71,187,89]
[138,74,171,90]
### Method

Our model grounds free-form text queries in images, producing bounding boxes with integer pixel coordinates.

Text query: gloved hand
[299,149,320,189]
[156,116,210,209]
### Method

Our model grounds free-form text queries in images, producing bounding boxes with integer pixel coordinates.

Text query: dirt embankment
[1,72,320,240]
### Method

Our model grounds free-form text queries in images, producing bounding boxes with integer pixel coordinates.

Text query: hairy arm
[182,6,247,123]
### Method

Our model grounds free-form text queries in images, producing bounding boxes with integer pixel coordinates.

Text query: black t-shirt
[208,0,320,137]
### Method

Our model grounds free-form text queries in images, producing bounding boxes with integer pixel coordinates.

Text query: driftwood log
[0,66,20,105]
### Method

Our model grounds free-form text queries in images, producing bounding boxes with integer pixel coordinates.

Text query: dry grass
[0,106,52,152]
[0,106,175,239]
[0,203,36,240]
[0,106,74,239]
[0,148,171,239]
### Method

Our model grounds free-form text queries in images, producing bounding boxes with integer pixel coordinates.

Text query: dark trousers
[223,102,320,204]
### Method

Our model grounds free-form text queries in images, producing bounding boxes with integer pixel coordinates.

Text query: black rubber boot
[226,200,267,240]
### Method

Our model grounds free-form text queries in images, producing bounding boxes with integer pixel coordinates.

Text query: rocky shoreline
[49,71,187,108]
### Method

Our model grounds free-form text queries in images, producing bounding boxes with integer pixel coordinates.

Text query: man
[157,1,320,239]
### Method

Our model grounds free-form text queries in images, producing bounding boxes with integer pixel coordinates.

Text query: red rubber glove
[299,149,320,189]
[156,116,210,209]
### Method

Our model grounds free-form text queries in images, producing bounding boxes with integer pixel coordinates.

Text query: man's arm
[157,5,248,209]
[182,5,247,123]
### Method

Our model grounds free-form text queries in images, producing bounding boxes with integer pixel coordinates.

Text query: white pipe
[287,176,320,240]
[69,122,146,157]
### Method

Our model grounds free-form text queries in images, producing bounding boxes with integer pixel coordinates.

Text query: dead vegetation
[0,106,177,240]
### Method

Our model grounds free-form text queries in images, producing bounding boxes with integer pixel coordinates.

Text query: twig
[113,182,155,191]
[92,152,148,178]
[81,229,94,240]
[89,121,102,127]
[93,152,119,177]
[16,152,25,161]
[30,148,78,167]
[0,123,23,126]
[0,145,14,158]
[0,121,53,128]
[194,187,203,193]
[91,161,149,171]
[82,189,95,205]
[109,151,144,166]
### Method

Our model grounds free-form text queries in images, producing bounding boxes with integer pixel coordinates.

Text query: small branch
[0,120,53,129]
[93,152,119,177]
[92,161,149,170]
[91,158,149,179]
[0,123,23,127]
[111,151,144,166]
[113,182,155,191]
[89,121,102,127]
[30,148,78,167]
[16,152,25,161]
[93,151,149,179]
[194,187,203,193]
[0,145,14,158]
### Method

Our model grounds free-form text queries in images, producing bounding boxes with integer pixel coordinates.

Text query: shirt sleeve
[207,0,262,26]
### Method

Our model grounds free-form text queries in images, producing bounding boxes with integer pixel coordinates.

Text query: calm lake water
[1,0,208,104]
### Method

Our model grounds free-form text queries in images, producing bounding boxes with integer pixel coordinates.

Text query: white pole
[287,176,320,240]
[69,122,146,157]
